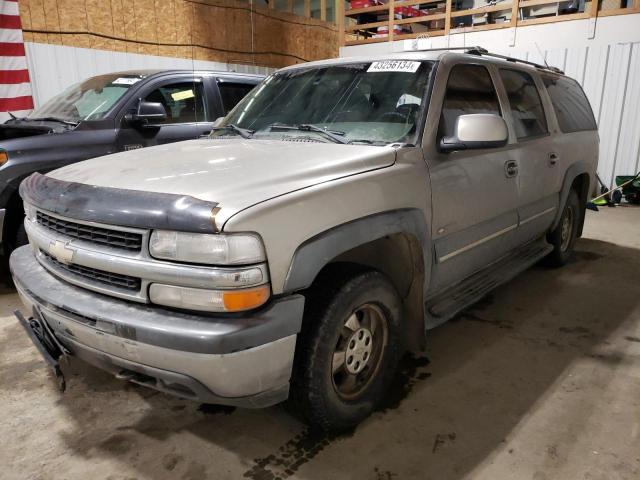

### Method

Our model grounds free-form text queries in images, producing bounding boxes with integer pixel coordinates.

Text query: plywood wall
[18,0,339,68]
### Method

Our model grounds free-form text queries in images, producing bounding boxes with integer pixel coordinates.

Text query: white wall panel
[341,14,640,188]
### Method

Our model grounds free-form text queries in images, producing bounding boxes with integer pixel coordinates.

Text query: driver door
[116,78,212,151]
[426,62,521,293]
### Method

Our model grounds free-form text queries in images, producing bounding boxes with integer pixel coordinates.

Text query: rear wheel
[290,267,402,431]
[545,189,581,267]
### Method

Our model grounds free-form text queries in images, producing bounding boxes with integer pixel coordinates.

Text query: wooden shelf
[518,11,588,25]
[346,20,391,31]
[395,12,446,24]
[345,4,389,16]
[342,0,640,46]
[450,3,513,17]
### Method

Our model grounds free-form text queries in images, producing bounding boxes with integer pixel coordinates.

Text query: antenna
[534,42,550,69]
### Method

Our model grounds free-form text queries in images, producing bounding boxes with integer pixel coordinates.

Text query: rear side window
[542,76,597,133]
[499,69,547,140]
[218,82,256,113]
[439,64,501,139]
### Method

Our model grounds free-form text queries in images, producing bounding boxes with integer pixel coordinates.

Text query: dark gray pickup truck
[0,69,263,255]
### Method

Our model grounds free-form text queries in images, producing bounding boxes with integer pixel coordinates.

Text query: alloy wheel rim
[331,303,388,400]
[560,205,574,252]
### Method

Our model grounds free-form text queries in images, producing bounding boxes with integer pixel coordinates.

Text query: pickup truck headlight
[149,283,270,312]
[149,230,265,265]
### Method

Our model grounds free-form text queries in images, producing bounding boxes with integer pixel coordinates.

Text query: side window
[144,81,206,124]
[542,75,597,133]
[218,82,256,113]
[439,64,501,139]
[499,69,548,140]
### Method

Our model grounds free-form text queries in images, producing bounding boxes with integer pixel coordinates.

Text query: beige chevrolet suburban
[11,47,598,431]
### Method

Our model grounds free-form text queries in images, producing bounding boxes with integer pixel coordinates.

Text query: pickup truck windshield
[27,74,144,122]
[219,60,435,145]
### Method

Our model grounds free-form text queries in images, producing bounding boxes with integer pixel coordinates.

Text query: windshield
[219,60,435,145]
[28,74,144,122]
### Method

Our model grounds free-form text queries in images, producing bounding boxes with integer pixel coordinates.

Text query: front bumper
[10,246,305,407]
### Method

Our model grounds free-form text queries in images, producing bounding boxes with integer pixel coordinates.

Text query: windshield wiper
[28,116,79,127]
[210,124,254,139]
[266,123,348,144]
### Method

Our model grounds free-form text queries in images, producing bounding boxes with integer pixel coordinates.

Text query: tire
[289,267,403,431]
[545,189,581,267]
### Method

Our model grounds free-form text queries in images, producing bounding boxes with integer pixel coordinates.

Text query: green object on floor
[615,174,640,204]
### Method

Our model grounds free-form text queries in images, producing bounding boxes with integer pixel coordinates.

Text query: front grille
[36,211,143,252]
[40,251,141,291]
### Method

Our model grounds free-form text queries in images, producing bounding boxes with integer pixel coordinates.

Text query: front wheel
[290,268,403,431]
[545,189,581,267]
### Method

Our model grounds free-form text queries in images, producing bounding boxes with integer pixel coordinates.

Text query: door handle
[505,160,518,178]
[548,152,559,166]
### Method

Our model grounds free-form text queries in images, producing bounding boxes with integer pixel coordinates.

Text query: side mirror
[125,101,167,127]
[440,114,508,153]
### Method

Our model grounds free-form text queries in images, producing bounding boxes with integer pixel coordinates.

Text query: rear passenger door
[215,78,258,116]
[497,69,559,243]
[427,62,520,292]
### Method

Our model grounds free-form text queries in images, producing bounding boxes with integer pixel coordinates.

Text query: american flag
[1,0,33,123]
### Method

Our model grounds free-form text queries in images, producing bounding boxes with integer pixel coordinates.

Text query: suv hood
[48,138,397,225]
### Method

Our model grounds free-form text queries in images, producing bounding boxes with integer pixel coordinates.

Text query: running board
[425,239,553,329]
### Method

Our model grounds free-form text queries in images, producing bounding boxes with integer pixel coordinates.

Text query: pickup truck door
[425,62,521,293]
[115,76,214,151]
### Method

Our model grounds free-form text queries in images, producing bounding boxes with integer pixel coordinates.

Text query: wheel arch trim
[282,208,431,294]
[551,161,593,231]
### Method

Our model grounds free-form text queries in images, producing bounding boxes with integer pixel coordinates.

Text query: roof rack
[419,46,564,75]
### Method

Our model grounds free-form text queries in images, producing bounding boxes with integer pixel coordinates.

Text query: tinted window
[144,81,206,124]
[543,75,597,133]
[219,82,255,113]
[220,61,435,145]
[440,64,501,138]
[499,69,547,140]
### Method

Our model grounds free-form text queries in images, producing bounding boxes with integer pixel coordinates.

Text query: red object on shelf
[349,0,382,9]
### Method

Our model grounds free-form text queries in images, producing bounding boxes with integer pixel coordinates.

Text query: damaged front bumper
[10,246,305,408]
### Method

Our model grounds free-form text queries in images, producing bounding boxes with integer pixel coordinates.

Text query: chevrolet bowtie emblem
[48,240,75,264]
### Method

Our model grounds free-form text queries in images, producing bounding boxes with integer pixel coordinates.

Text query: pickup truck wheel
[290,268,402,431]
[545,189,580,267]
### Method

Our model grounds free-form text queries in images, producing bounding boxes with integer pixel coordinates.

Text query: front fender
[283,209,430,293]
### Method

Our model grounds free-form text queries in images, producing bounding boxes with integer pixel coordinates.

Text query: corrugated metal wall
[23,42,274,115]
[500,42,640,188]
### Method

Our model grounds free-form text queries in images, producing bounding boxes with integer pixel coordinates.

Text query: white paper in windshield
[112,77,142,85]
[367,61,420,73]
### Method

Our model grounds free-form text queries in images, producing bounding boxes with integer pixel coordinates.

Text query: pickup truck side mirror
[125,100,167,127]
[440,114,508,153]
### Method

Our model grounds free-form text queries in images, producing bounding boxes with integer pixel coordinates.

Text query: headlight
[149,283,270,312]
[149,230,265,265]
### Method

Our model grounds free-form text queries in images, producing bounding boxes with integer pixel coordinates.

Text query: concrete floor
[1,206,639,480]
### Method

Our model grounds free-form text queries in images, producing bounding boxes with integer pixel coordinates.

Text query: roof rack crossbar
[417,45,564,74]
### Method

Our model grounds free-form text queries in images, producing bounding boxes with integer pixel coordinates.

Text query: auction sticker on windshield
[112,77,142,85]
[367,61,421,73]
